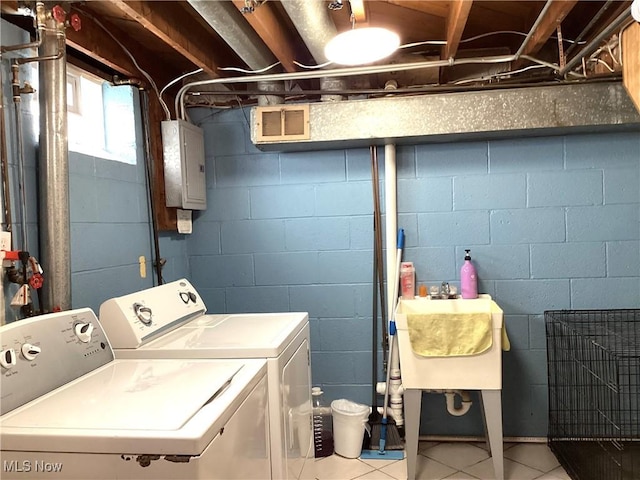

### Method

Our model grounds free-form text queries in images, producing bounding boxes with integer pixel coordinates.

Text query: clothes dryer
[99,279,313,480]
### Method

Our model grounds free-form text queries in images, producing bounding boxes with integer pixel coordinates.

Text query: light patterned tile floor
[313,441,570,480]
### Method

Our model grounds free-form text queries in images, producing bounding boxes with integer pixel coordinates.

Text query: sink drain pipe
[443,390,473,416]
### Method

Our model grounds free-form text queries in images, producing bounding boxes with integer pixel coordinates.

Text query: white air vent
[255,105,310,142]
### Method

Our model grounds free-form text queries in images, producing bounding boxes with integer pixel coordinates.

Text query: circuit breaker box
[161,119,206,210]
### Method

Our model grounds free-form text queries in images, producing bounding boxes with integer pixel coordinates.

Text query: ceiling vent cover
[255,105,309,142]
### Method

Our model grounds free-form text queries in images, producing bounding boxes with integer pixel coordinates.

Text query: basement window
[67,66,137,165]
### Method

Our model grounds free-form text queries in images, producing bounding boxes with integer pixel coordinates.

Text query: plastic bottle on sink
[460,249,478,299]
[400,262,415,299]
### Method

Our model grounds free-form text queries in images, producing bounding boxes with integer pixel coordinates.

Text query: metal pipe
[14,34,65,65]
[0,2,46,54]
[11,64,28,251]
[514,0,555,59]
[1,67,13,234]
[559,6,633,76]
[38,14,70,312]
[564,0,615,58]
[176,54,522,119]
[140,90,164,286]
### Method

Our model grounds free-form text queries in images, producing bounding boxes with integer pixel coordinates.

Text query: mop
[361,229,405,460]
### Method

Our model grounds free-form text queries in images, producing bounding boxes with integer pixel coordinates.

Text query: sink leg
[404,389,421,480]
[481,390,504,480]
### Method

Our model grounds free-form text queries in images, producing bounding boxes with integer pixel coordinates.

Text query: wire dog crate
[546,309,640,480]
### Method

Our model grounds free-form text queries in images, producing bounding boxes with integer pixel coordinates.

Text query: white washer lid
[134,312,308,358]
[2,359,240,431]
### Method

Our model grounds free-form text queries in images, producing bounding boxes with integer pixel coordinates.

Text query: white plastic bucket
[330,399,370,458]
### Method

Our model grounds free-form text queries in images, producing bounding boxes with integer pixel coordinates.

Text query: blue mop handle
[379,418,388,452]
[397,228,405,249]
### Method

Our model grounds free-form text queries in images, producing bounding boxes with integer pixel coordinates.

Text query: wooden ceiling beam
[385,0,449,18]
[349,0,368,23]
[519,0,579,58]
[442,0,473,59]
[106,0,220,77]
[231,0,299,72]
[65,13,145,80]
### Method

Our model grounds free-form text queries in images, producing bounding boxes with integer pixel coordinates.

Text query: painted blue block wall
[1,16,189,318]
[67,86,189,312]
[188,107,640,438]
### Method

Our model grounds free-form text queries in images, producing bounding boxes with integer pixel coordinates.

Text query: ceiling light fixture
[324,27,400,66]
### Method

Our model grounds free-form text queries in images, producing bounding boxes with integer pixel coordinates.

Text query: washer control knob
[21,343,41,361]
[0,348,17,369]
[188,292,197,303]
[179,292,190,304]
[133,302,153,325]
[74,322,94,343]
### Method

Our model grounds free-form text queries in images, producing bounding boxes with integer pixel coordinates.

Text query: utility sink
[396,295,505,480]
[395,294,504,390]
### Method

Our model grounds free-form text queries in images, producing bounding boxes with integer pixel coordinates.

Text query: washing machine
[98,278,313,480]
[0,308,270,479]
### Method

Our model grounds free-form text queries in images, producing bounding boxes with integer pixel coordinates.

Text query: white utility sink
[396,295,505,480]
[395,294,504,390]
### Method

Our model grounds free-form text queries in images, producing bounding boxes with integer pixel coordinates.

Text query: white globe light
[324,27,401,66]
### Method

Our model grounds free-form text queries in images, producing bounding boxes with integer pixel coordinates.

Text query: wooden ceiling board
[384,0,451,18]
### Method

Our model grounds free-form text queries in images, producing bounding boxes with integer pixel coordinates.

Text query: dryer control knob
[0,348,17,369]
[133,302,153,325]
[179,292,190,304]
[21,343,41,361]
[74,322,94,343]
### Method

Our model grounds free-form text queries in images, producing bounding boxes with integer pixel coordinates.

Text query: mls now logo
[3,460,63,473]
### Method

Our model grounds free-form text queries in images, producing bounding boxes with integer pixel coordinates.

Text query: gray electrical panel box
[161,119,206,210]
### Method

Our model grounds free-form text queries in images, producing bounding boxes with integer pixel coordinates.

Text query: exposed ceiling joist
[442,0,473,59]
[230,0,299,72]
[349,0,368,23]
[65,13,141,80]
[107,0,221,77]
[519,0,580,58]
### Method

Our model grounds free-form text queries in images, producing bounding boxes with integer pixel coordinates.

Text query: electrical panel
[161,119,206,210]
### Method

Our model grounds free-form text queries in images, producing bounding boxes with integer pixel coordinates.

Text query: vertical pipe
[38,19,69,312]
[384,143,396,323]
[383,143,404,429]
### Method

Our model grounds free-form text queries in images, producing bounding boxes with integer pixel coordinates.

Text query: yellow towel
[406,313,494,357]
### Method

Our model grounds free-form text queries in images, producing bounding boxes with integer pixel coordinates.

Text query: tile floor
[314,441,571,480]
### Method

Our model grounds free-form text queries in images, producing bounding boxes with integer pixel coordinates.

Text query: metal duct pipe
[38,14,70,312]
[256,80,283,106]
[319,77,347,102]
[281,0,337,64]
[186,1,283,106]
[280,0,347,101]
[187,0,277,69]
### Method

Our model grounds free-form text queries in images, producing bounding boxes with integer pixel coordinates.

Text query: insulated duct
[38,14,70,312]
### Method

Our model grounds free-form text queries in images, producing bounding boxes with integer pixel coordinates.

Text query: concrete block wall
[68,87,189,312]
[189,107,639,437]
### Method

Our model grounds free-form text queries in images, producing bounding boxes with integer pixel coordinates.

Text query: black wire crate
[546,309,640,480]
